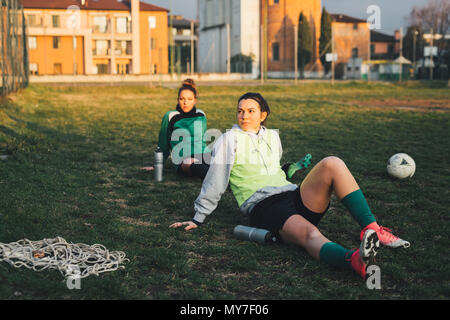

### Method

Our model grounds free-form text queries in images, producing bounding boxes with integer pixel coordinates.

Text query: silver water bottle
[233,225,277,244]
[154,147,163,182]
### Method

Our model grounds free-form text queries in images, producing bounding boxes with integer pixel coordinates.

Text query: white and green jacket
[158,105,209,162]
[193,125,297,224]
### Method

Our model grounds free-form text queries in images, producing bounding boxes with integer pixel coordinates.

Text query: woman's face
[237,99,267,133]
[178,89,196,113]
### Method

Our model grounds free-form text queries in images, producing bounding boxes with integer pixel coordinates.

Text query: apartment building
[22,0,169,75]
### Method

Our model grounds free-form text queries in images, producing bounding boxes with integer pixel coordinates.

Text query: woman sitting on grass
[170,92,410,279]
[156,78,210,179]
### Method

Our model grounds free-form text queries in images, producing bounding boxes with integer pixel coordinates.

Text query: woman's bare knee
[280,215,322,246]
[320,156,346,172]
[306,226,323,243]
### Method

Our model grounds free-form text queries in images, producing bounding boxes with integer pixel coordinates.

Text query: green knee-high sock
[341,189,376,228]
[319,242,355,269]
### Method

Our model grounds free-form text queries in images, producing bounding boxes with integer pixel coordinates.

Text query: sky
[144,0,431,34]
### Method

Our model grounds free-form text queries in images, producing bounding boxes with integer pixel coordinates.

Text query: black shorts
[249,188,329,235]
[176,152,211,177]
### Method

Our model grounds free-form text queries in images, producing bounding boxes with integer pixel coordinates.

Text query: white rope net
[0,237,129,279]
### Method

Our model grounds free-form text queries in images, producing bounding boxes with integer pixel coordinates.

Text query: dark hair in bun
[237,92,270,125]
[178,78,198,98]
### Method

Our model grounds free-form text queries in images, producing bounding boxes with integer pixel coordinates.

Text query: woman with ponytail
[156,79,210,179]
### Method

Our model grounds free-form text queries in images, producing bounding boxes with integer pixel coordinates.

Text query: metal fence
[1,0,28,96]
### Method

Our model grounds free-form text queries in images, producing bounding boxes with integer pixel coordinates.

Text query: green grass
[0,81,449,300]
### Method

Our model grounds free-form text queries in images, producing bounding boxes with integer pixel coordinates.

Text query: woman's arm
[170,131,236,230]
[157,112,171,159]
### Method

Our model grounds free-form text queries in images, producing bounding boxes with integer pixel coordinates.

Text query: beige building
[331,14,370,65]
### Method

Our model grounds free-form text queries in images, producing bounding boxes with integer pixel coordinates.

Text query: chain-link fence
[1,0,28,96]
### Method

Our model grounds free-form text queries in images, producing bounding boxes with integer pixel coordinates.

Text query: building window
[148,16,156,29]
[150,38,156,50]
[272,42,279,61]
[53,63,62,74]
[116,17,131,34]
[27,14,41,27]
[94,40,109,56]
[179,28,191,36]
[29,63,38,75]
[388,44,394,54]
[353,23,358,30]
[93,16,108,33]
[28,36,37,49]
[274,0,279,4]
[115,40,132,55]
[351,47,358,58]
[97,64,109,74]
[117,63,130,75]
[53,36,60,49]
[52,15,60,28]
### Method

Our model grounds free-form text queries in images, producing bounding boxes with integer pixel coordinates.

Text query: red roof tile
[331,14,367,24]
[20,0,169,12]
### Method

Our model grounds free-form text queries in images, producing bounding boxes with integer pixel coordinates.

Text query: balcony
[92,23,111,34]
[114,48,132,56]
[92,48,110,56]
[91,20,132,34]
[92,47,132,57]
[115,40,132,56]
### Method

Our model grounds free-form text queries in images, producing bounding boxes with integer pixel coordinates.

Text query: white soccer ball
[387,153,416,179]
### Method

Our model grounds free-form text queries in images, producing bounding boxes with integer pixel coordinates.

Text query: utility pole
[226,23,230,74]
[260,25,264,83]
[399,28,403,82]
[169,0,174,75]
[263,0,268,82]
[413,29,418,72]
[429,28,433,81]
[331,26,334,85]
[294,24,298,84]
[190,20,194,75]
[149,18,153,75]
[367,28,371,82]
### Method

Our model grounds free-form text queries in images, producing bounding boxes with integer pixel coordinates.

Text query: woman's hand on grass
[169,221,198,231]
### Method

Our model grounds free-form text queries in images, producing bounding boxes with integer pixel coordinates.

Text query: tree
[408,0,449,34]
[406,0,450,79]
[319,7,332,75]
[407,0,449,50]
[298,12,313,78]
[402,25,425,64]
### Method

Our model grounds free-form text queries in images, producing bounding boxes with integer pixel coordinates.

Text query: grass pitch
[0,81,449,300]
